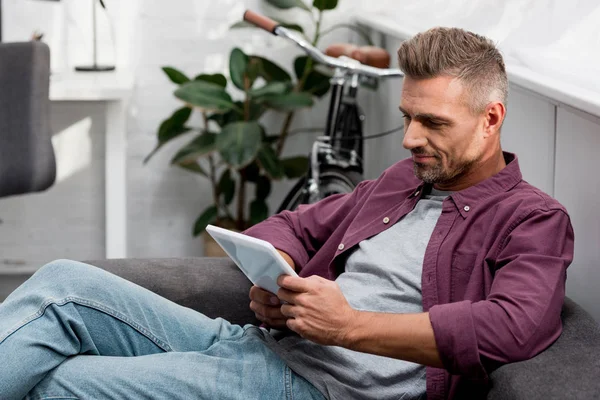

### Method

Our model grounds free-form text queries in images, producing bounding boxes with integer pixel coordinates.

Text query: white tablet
[205,224,298,294]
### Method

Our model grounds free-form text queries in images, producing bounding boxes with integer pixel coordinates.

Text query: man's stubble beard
[413,157,476,185]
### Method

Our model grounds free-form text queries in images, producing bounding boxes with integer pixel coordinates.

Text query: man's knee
[34,259,98,283]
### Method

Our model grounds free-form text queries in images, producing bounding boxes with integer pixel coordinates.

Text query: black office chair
[0,41,55,198]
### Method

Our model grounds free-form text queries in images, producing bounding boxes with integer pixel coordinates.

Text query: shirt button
[383,217,390,224]
[414,191,420,197]
[464,205,470,212]
[338,243,345,251]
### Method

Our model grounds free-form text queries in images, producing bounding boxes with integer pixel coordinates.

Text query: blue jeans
[0,260,324,400]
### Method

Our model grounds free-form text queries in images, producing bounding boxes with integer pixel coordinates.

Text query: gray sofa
[0,41,55,198]
[89,257,600,399]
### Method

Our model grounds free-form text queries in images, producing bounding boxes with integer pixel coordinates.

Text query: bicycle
[244,11,404,212]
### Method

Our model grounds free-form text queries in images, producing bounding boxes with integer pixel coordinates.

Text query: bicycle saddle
[325,43,391,69]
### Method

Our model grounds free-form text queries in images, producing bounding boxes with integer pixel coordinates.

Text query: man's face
[400,76,487,186]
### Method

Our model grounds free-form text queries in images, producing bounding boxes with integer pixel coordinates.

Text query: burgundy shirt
[244,152,574,400]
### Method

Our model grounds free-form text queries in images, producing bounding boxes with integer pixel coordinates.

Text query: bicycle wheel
[277,176,308,213]
[278,166,363,212]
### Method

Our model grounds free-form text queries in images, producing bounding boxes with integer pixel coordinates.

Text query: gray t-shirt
[265,188,450,399]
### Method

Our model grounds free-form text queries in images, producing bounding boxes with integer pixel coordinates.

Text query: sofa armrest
[87,257,260,326]
[487,297,600,399]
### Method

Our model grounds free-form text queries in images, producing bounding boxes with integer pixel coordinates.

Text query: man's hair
[397,27,508,114]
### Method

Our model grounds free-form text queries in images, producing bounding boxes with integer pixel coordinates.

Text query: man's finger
[264,318,288,328]
[276,287,300,304]
[277,275,310,292]
[249,285,280,305]
[280,303,298,318]
[249,301,285,319]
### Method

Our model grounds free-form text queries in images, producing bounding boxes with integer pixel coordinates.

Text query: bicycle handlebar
[243,10,279,34]
[243,10,404,79]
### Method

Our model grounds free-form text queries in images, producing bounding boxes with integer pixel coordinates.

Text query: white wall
[0,0,370,274]
[4,1,598,323]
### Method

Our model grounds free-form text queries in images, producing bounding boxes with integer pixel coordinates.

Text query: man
[0,27,573,400]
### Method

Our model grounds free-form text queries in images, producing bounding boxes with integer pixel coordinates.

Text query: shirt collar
[409,152,523,218]
[450,152,522,218]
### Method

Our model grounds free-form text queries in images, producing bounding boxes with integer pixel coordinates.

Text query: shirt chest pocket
[451,252,479,301]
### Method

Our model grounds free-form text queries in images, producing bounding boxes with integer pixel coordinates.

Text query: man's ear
[483,101,506,138]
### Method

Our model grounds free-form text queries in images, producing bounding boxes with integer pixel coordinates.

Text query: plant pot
[202,228,240,258]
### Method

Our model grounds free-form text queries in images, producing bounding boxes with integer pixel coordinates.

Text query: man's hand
[248,249,295,330]
[277,275,357,346]
[249,285,289,329]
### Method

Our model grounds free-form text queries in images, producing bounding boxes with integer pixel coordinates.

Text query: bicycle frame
[242,10,403,210]
[306,66,365,203]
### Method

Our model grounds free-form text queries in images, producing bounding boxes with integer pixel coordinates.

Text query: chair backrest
[0,41,55,198]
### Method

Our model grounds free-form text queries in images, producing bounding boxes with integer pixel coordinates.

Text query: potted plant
[144,0,373,255]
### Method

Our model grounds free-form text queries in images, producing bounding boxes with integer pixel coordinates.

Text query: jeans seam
[0,296,173,352]
[32,396,80,400]
[285,366,293,400]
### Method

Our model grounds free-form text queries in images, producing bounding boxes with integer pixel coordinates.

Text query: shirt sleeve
[243,179,374,272]
[428,208,574,379]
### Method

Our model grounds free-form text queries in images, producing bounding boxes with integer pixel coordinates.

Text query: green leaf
[162,66,190,84]
[230,19,304,33]
[304,71,331,97]
[216,121,263,168]
[218,169,235,205]
[264,134,279,144]
[257,145,285,179]
[193,205,218,236]
[175,161,208,176]
[171,131,217,164]
[275,21,304,33]
[159,107,192,141]
[249,81,291,98]
[174,80,236,112]
[194,73,227,88]
[242,161,261,183]
[230,48,249,90]
[208,101,244,126]
[144,107,192,163]
[250,56,292,83]
[230,21,254,29]
[313,0,338,10]
[294,56,332,96]
[249,199,269,226]
[255,175,272,200]
[293,56,309,80]
[248,100,267,120]
[281,156,309,178]
[265,0,310,11]
[263,92,314,111]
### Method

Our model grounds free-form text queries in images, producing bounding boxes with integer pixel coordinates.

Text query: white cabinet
[554,107,600,322]
[502,85,556,195]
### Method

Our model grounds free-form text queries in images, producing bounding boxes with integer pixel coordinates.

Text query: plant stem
[276,112,295,156]
[202,111,221,221]
[236,170,246,230]
[243,76,251,121]
[236,77,252,229]
[312,10,323,46]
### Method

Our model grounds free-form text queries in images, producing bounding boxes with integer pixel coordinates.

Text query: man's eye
[402,114,411,120]
[425,120,443,128]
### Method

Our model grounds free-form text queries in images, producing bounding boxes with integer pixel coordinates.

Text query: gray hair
[397,27,508,114]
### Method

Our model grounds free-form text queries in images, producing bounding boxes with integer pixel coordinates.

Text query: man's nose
[402,124,428,150]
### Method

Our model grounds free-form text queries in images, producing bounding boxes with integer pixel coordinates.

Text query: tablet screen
[213,234,273,280]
